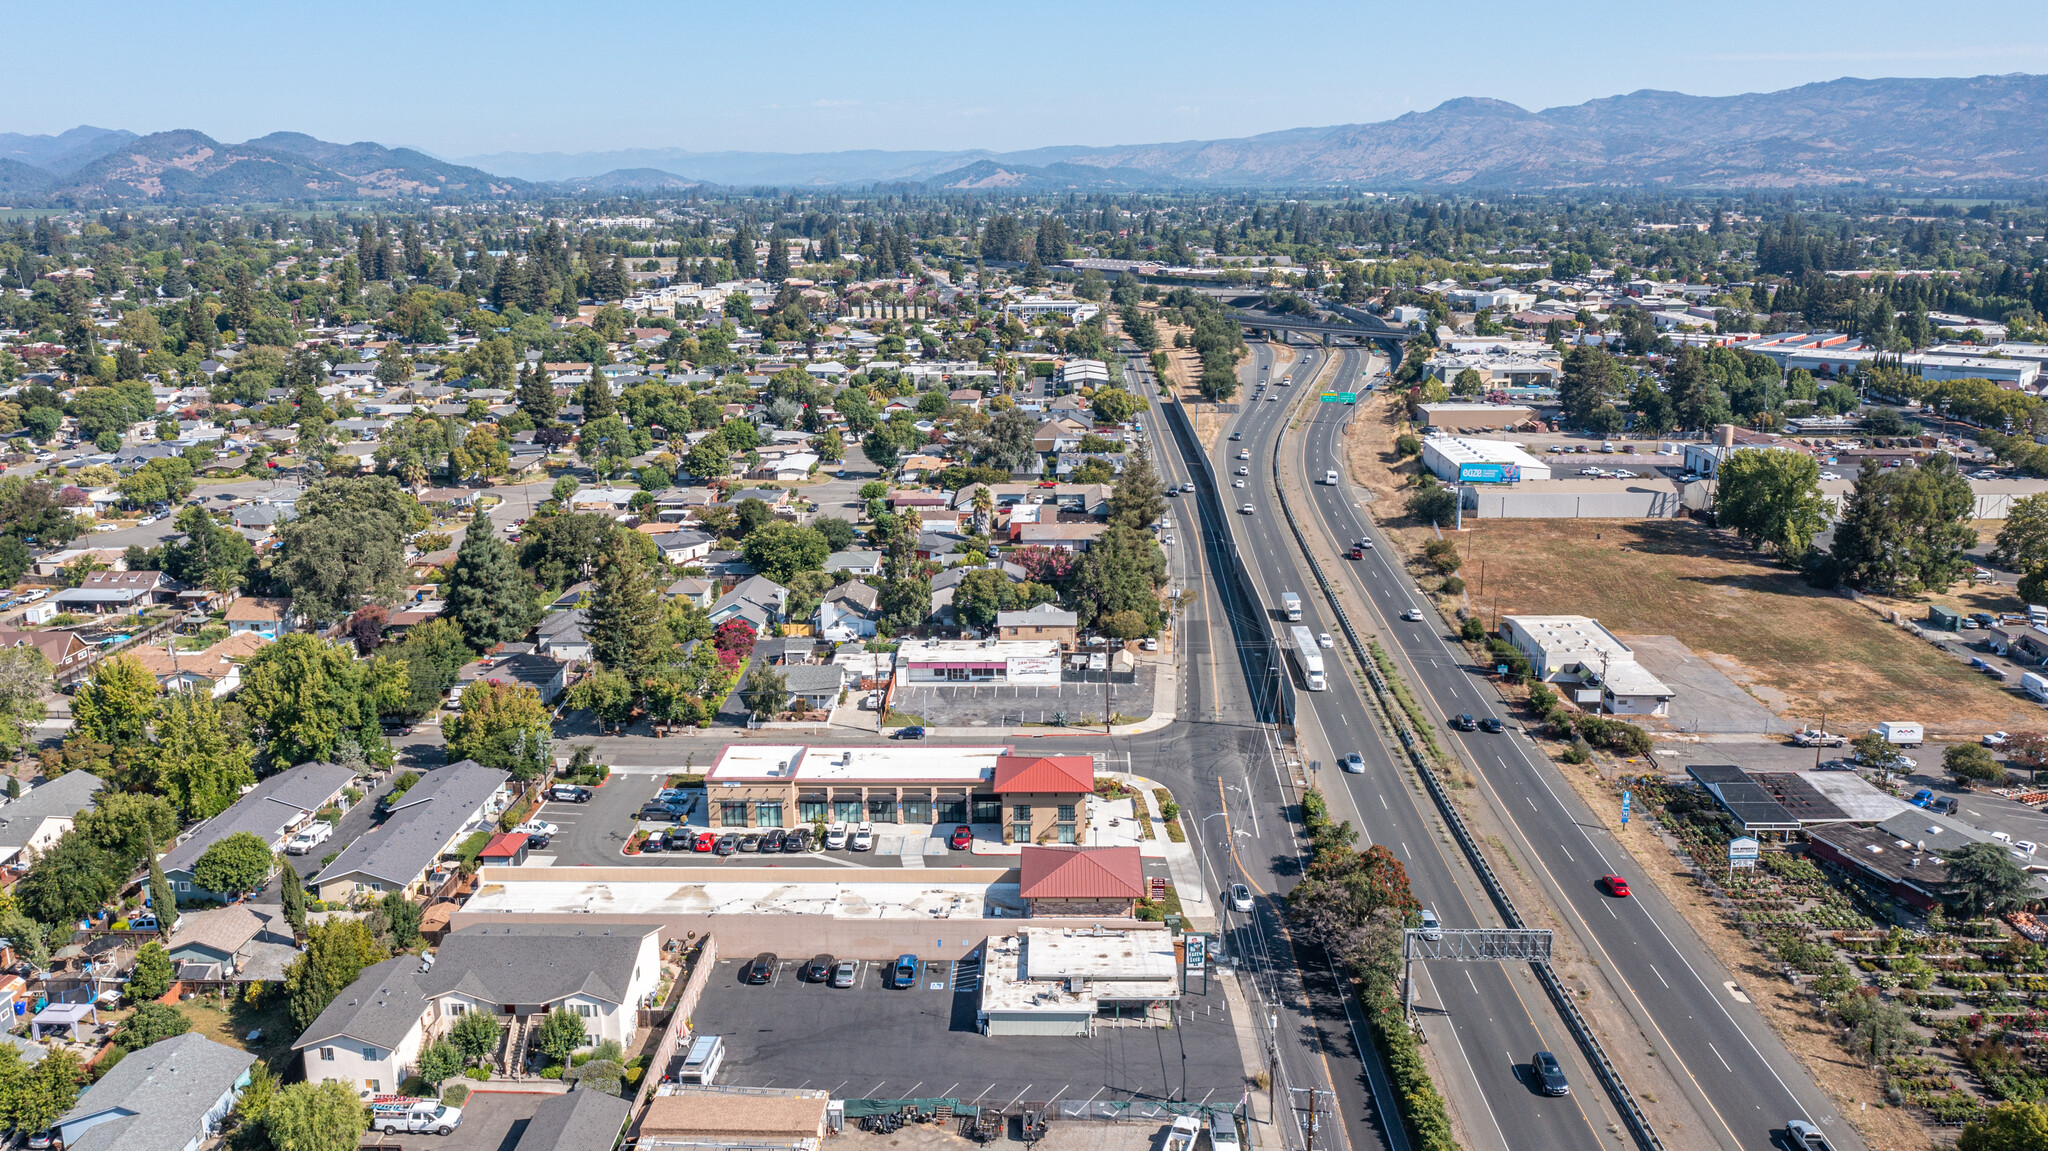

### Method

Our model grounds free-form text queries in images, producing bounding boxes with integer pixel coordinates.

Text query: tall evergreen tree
[765,240,790,283]
[280,862,307,937]
[146,843,177,936]
[1107,445,1167,530]
[517,362,558,423]
[584,542,666,677]
[445,524,539,652]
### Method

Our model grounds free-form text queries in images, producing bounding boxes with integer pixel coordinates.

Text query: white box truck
[1872,721,1924,748]
[1281,592,1302,622]
[2025,672,2048,703]
[1289,626,1327,691]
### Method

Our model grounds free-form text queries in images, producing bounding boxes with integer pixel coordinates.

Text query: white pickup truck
[371,1100,463,1136]
[284,823,334,856]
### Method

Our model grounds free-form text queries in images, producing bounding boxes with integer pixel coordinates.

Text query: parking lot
[688,955,1249,1107]
[892,665,1155,728]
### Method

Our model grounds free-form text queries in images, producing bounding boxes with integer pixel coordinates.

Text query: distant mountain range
[9,73,2048,204]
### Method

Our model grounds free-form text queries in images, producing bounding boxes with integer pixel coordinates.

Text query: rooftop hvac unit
[1067,977,1085,994]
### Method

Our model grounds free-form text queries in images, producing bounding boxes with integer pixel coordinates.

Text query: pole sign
[1150,876,1167,900]
[1185,936,1206,972]
[1620,790,1632,826]
[1728,836,1760,869]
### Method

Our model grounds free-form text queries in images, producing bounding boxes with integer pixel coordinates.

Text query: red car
[948,825,973,851]
[1598,874,1630,897]
[694,831,717,853]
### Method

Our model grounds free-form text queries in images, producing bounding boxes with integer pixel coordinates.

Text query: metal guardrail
[1266,391,1667,1151]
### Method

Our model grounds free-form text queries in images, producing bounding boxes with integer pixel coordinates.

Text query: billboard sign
[1728,836,1760,863]
[1185,936,1206,971]
[1458,462,1522,484]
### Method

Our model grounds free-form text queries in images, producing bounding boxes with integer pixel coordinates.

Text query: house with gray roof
[823,549,883,576]
[56,1032,255,1151]
[517,1086,632,1151]
[296,923,661,1093]
[535,608,591,662]
[314,760,509,903]
[816,581,880,641]
[780,663,849,711]
[0,771,104,868]
[709,574,788,634]
[166,904,299,983]
[649,529,714,565]
[162,761,356,903]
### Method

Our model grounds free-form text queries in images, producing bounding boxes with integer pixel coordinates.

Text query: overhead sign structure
[1319,391,1358,404]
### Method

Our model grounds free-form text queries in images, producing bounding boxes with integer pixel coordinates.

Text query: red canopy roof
[1018,846,1144,900]
[479,832,529,859]
[991,754,1093,795]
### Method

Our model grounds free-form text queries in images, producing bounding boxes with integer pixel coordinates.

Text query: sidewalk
[1101,770,1215,931]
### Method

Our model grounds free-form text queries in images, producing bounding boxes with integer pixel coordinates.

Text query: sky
[12,0,2048,160]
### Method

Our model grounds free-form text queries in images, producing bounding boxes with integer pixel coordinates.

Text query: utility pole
[1267,1012,1279,1125]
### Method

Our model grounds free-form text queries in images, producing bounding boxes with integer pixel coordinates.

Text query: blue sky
[14,0,2048,157]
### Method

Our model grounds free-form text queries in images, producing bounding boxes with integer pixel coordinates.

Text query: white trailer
[1873,721,1924,747]
[1289,625,1327,691]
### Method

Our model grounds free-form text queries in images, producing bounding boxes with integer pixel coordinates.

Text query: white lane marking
[1707,1043,1733,1073]
[1649,966,1669,989]
[1378,794,1389,810]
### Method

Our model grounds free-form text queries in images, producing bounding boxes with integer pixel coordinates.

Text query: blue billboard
[1458,462,1521,484]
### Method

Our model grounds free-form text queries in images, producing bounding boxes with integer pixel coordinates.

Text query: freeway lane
[1292,385,1865,1151]
[1216,343,1616,1151]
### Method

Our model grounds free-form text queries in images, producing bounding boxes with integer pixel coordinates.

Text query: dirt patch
[1448,518,2035,733]
[1341,391,1424,511]
[1556,762,1940,1151]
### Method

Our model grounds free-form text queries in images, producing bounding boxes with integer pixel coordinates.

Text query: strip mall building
[703,744,1096,843]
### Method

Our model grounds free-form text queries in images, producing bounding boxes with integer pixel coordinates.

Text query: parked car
[639,835,665,853]
[800,954,836,982]
[284,823,333,856]
[1530,1051,1570,1096]
[126,913,159,931]
[513,820,558,839]
[546,784,591,802]
[715,834,739,856]
[783,828,812,853]
[662,828,693,851]
[739,834,762,852]
[744,953,777,984]
[1911,789,1935,807]
[830,959,859,988]
[1229,883,1254,913]
[891,954,919,988]
[639,802,680,822]
[757,829,785,852]
[1141,636,1159,651]
[891,726,926,740]
[850,824,874,851]
[1984,731,2011,747]
[824,822,848,850]
[1598,874,1631,897]
[949,825,974,851]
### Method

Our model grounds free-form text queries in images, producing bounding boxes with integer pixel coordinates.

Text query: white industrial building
[895,639,1063,686]
[1500,615,1674,716]
[978,927,1180,1037]
[1419,435,1552,484]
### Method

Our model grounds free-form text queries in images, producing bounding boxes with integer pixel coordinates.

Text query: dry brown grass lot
[1450,519,2035,732]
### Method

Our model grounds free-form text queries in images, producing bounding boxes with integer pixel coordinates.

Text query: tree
[147,848,178,935]
[16,834,120,927]
[160,504,255,591]
[280,859,308,936]
[1831,454,1978,594]
[1090,387,1141,425]
[147,691,256,820]
[71,654,157,747]
[276,475,425,622]
[2002,731,2048,783]
[813,516,856,552]
[127,943,174,1002]
[1849,731,1909,779]
[1993,494,2048,574]
[1558,345,1624,427]
[741,522,829,583]
[416,1040,461,1088]
[573,1058,626,1096]
[684,437,732,481]
[113,1000,192,1053]
[1848,998,1913,1066]
[75,791,179,872]
[445,523,539,651]
[1405,476,1458,524]
[1945,742,2006,787]
[741,663,789,720]
[1107,444,1167,530]
[1960,1101,2048,1151]
[585,542,666,677]
[953,568,1019,632]
[1942,841,2034,919]
[442,681,552,780]
[239,634,401,768]
[0,645,48,758]
[1069,525,1165,631]
[262,1079,370,1151]
[10,1048,81,1138]
[284,918,387,1032]
[380,617,478,718]
[533,1006,589,1065]
[1715,449,1833,557]
[450,1009,503,1067]
[375,891,423,951]
[193,832,275,895]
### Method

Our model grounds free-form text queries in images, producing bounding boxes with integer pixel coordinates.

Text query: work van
[1323,470,1339,485]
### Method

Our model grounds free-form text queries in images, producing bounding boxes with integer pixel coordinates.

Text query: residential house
[224,597,291,636]
[232,503,291,534]
[998,603,1078,647]
[1009,522,1108,551]
[822,549,882,576]
[162,761,357,902]
[55,1032,255,1151]
[536,610,592,662]
[709,575,788,634]
[991,754,1096,845]
[294,923,662,1093]
[0,771,104,868]
[0,628,92,677]
[1018,846,1144,918]
[648,529,714,565]
[314,759,511,902]
[816,581,880,641]
[50,570,175,615]
[780,664,848,712]
[667,577,716,608]
[166,905,300,983]
[515,1088,632,1151]
[1032,416,1090,454]
[451,651,569,705]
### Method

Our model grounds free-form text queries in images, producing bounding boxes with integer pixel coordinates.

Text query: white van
[1418,909,1442,940]
[1323,470,1339,486]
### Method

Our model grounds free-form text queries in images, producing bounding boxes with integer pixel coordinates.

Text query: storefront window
[868,794,897,823]
[972,796,1001,823]
[1058,805,1076,823]
[902,796,931,824]
[936,797,968,824]
[1058,823,1076,844]
[720,802,748,827]
[833,799,863,823]
[799,797,828,823]
[756,802,784,828]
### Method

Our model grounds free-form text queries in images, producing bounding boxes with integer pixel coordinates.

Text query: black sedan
[800,954,837,982]
[1450,713,1478,731]
[744,953,777,984]
[1478,717,1505,733]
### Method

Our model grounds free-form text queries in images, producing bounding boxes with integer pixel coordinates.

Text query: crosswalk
[948,951,984,992]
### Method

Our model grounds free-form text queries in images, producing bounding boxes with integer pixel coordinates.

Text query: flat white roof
[1506,614,1674,697]
[1797,772,1914,823]
[896,639,1061,661]
[463,878,1023,919]
[1424,436,1549,470]
[706,744,1012,785]
[978,929,1180,1015]
[1024,926,1177,982]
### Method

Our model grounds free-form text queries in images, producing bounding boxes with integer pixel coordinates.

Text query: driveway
[364,1088,547,1151]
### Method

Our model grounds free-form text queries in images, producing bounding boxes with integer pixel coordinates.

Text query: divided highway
[1194,342,1623,1151]
[1289,351,1864,1151]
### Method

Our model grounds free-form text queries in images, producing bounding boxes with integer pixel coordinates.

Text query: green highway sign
[1319,392,1358,403]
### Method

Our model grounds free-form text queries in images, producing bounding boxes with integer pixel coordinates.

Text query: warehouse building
[1499,615,1674,716]
[1419,435,1552,484]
